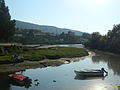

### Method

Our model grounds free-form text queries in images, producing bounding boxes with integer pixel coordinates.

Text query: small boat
[74,68,108,77]
[9,74,32,85]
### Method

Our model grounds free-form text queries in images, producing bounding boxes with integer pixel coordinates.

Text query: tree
[0,0,15,42]
[106,24,120,53]
[85,24,120,54]
[87,32,101,49]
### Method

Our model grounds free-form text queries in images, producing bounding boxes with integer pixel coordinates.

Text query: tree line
[85,24,120,54]
[0,0,15,42]
[14,28,90,44]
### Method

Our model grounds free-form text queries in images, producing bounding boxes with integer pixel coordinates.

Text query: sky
[5,0,120,35]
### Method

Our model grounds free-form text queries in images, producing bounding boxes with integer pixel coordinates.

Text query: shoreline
[0,51,95,73]
[93,49,120,56]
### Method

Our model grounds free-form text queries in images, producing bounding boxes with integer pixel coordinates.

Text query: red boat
[9,74,32,85]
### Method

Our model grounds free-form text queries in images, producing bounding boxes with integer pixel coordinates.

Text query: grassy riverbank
[0,52,94,72]
[23,47,88,60]
[0,46,88,64]
[0,46,90,72]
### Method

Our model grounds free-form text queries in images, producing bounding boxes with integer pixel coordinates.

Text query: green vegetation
[0,56,12,61]
[0,60,65,72]
[23,47,88,61]
[118,86,120,90]
[0,46,88,64]
[0,56,14,64]
[85,24,120,54]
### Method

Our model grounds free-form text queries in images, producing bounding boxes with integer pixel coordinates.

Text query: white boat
[74,68,108,76]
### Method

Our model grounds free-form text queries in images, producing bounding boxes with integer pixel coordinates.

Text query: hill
[15,20,84,36]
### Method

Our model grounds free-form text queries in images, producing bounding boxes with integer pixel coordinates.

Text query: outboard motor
[101,68,108,75]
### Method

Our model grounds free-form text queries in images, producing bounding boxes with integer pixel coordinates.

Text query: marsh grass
[0,46,88,63]
[22,47,88,60]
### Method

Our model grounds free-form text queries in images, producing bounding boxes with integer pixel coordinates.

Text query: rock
[35,84,39,86]
[37,82,40,84]
[34,82,40,86]
[66,60,71,63]
[64,60,71,64]
[34,79,38,81]
[53,80,56,82]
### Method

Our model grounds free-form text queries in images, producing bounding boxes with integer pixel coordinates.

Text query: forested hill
[15,20,83,36]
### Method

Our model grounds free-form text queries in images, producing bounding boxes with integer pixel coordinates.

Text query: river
[26,44,84,48]
[1,48,120,90]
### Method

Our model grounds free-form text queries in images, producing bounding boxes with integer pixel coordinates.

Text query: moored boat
[74,68,108,76]
[9,74,32,85]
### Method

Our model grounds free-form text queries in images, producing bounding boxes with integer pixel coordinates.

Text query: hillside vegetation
[16,20,83,36]
[14,28,90,44]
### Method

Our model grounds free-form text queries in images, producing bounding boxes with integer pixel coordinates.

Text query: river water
[1,49,120,90]
[26,44,84,48]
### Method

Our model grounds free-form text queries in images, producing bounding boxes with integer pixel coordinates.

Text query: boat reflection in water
[74,74,108,80]
[10,80,32,89]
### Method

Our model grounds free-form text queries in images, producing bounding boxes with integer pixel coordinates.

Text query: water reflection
[92,51,120,76]
[0,70,32,90]
[74,74,107,80]
[10,81,32,89]
[0,72,10,90]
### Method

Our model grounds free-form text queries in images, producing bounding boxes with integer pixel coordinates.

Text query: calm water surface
[1,52,120,90]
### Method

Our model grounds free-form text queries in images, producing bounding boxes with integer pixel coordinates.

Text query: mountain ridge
[15,20,84,36]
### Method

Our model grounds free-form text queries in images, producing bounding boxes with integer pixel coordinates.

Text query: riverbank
[0,51,95,72]
[0,46,88,64]
[0,46,92,72]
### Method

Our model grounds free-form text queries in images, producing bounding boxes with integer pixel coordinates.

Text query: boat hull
[9,74,32,84]
[74,70,104,76]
